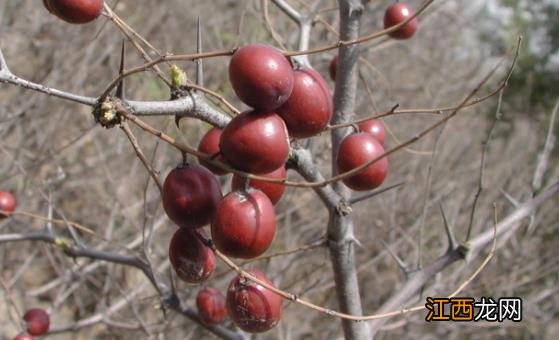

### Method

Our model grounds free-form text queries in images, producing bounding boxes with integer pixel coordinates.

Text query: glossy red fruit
[329,55,338,81]
[162,164,222,229]
[197,128,228,175]
[358,119,386,145]
[44,0,103,24]
[13,333,34,340]
[23,308,50,336]
[220,110,289,174]
[336,132,388,191]
[196,287,227,325]
[211,189,276,259]
[277,67,333,138]
[169,228,215,283]
[231,167,286,205]
[384,3,418,40]
[227,269,282,333]
[229,44,294,111]
[0,191,16,217]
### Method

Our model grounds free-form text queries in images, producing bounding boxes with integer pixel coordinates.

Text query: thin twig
[466,88,504,241]
[532,96,559,194]
[120,122,163,193]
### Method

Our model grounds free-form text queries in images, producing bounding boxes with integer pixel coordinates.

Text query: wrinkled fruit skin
[196,287,227,325]
[227,269,282,333]
[336,132,388,191]
[169,228,215,283]
[44,0,103,24]
[329,55,338,81]
[277,67,333,138]
[13,333,34,340]
[358,119,386,145]
[384,3,418,40]
[162,164,222,228]
[211,189,276,259]
[197,127,228,175]
[231,166,286,205]
[220,110,289,174]
[0,191,16,217]
[229,44,294,111]
[23,308,50,336]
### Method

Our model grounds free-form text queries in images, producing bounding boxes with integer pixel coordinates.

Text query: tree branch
[368,180,559,335]
[328,0,371,339]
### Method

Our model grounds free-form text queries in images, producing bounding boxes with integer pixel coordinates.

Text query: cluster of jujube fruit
[33,0,419,335]
[161,41,392,333]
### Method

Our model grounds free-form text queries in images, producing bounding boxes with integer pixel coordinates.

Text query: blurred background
[0,0,557,338]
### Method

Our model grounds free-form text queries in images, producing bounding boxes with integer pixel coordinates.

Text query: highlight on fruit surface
[196,287,227,326]
[168,228,215,283]
[0,191,16,218]
[384,2,418,40]
[277,67,333,138]
[358,118,386,145]
[219,110,289,174]
[43,0,104,24]
[226,269,282,333]
[23,308,50,336]
[162,164,222,229]
[229,44,294,111]
[336,132,388,191]
[231,166,286,205]
[197,127,228,175]
[211,189,276,259]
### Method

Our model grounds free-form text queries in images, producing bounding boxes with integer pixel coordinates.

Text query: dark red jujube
[211,189,276,259]
[336,132,388,191]
[162,164,222,229]
[226,269,282,333]
[277,67,333,138]
[219,110,289,174]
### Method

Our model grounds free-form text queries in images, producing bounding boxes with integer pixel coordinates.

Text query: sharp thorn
[439,202,457,253]
[116,40,126,99]
[380,239,408,275]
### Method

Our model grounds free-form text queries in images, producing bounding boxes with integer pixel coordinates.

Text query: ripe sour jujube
[231,166,286,205]
[43,0,103,24]
[358,118,386,145]
[329,55,338,81]
[277,67,333,138]
[196,287,227,325]
[169,228,215,283]
[219,110,289,174]
[0,191,16,218]
[226,269,282,333]
[23,308,50,336]
[211,189,276,259]
[384,3,418,40]
[336,132,388,191]
[162,164,222,229]
[197,127,228,175]
[229,44,294,111]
